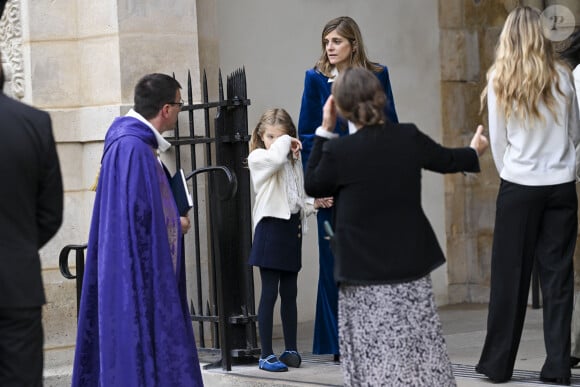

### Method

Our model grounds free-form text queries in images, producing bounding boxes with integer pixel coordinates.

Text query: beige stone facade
[1,0,203,375]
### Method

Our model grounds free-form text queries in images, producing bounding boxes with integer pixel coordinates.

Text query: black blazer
[0,93,63,308]
[304,122,480,285]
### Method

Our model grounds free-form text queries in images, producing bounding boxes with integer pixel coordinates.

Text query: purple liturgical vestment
[72,116,204,386]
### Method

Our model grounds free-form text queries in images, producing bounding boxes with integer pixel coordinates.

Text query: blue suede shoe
[258,354,288,372]
[279,350,301,368]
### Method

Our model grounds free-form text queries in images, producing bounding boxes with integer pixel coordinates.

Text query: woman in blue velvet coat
[298,16,399,359]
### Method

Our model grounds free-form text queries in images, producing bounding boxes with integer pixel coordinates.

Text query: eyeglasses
[167,99,184,108]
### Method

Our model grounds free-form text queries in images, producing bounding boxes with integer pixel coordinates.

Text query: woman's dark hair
[332,67,386,126]
[560,29,580,69]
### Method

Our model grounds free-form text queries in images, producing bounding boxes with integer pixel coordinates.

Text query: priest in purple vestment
[72,73,204,386]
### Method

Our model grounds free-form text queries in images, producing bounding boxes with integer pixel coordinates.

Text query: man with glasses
[72,73,204,386]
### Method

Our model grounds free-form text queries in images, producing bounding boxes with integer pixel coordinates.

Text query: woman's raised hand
[470,125,489,157]
[321,95,337,132]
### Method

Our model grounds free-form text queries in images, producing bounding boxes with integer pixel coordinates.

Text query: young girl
[247,108,317,372]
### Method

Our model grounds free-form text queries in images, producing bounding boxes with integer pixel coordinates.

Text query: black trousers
[478,180,577,381]
[0,307,43,387]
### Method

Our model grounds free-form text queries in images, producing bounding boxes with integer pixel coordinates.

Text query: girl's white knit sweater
[247,135,314,230]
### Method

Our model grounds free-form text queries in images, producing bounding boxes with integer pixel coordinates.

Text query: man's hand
[180,216,191,234]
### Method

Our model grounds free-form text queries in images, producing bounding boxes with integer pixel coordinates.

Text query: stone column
[439,0,507,303]
[1,0,202,378]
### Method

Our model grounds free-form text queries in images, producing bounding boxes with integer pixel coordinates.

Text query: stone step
[42,268,78,350]
[44,346,74,387]
[42,267,77,387]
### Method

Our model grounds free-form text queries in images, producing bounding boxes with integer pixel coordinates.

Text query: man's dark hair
[134,73,181,119]
[560,29,580,69]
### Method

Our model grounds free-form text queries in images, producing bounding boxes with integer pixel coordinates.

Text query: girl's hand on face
[290,138,302,159]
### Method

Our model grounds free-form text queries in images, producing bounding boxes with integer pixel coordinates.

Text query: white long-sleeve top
[488,64,580,186]
[574,65,580,111]
[247,134,315,230]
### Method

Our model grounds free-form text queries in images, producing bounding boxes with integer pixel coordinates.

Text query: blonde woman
[476,7,580,385]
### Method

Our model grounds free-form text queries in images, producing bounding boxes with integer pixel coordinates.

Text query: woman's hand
[321,95,337,132]
[314,197,334,209]
[180,216,191,234]
[470,125,489,157]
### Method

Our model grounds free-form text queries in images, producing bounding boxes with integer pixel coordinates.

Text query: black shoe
[279,350,301,368]
[539,376,571,386]
[333,354,340,363]
[474,364,510,383]
[571,356,580,368]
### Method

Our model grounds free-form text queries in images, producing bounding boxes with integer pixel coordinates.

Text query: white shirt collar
[328,67,338,83]
[126,109,172,152]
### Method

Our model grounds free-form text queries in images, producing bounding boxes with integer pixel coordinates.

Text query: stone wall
[1,0,202,378]
[440,0,580,303]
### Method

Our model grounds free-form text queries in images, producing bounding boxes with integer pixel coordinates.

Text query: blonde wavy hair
[481,6,565,124]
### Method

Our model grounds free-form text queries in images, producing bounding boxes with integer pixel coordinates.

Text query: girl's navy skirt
[248,213,302,272]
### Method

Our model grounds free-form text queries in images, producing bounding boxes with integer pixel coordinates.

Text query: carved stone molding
[0,0,24,99]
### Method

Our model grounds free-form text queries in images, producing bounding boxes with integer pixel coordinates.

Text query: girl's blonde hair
[314,16,383,78]
[249,108,297,152]
[481,6,565,124]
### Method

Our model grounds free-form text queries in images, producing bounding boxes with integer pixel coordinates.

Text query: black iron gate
[59,68,259,371]
[171,68,259,369]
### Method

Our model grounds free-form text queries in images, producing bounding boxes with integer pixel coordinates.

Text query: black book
[169,169,193,216]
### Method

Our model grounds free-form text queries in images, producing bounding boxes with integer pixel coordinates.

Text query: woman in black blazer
[304,67,488,386]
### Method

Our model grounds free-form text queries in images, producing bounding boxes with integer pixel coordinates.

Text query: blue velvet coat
[72,117,203,386]
[298,65,398,166]
[298,65,398,355]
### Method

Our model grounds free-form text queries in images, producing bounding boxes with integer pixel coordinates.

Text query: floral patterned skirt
[338,275,456,387]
